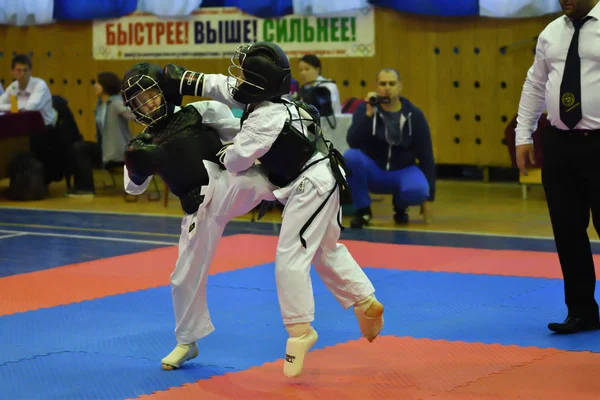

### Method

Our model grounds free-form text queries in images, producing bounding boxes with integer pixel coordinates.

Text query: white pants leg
[275,176,374,325]
[170,162,276,344]
[312,202,375,309]
[171,213,224,344]
[275,178,325,325]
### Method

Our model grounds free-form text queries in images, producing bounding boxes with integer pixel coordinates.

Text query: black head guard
[121,62,175,127]
[227,41,292,104]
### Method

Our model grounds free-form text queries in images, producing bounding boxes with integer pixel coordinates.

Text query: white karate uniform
[201,74,376,325]
[124,100,277,344]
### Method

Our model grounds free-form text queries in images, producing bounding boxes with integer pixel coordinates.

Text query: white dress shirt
[515,2,600,146]
[0,76,57,126]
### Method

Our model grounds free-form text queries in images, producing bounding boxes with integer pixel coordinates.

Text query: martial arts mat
[1,209,600,399]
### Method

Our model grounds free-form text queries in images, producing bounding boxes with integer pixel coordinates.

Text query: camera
[368,95,391,106]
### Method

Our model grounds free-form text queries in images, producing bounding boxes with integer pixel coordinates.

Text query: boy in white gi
[121,62,277,371]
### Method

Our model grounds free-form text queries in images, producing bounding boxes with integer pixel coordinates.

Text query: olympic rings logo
[93,45,112,58]
[351,43,374,56]
[358,6,373,15]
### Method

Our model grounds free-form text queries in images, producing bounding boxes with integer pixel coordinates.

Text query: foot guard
[161,343,199,370]
[283,323,318,378]
[354,296,384,342]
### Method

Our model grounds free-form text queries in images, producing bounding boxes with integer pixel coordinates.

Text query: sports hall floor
[1,172,600,399]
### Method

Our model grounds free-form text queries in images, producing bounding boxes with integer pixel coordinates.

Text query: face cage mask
[122,74,168,127]
[226,45,267,101]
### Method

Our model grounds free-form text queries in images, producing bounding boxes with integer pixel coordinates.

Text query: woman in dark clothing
[67,72,134,197]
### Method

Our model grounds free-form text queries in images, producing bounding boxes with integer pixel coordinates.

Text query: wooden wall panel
[0,9,557,167]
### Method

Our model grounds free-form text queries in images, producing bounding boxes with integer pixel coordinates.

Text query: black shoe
[350,207,372,229]
[393,201,409,224]
[393,212,409,224]
[548,315,600,334]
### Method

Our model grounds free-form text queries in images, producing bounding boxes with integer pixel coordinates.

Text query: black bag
[299,80,337,129]
[7,152,48,201]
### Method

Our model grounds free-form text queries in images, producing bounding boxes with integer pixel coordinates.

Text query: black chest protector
[240,99,355,249]
[148,105,223,214]
[240,100,318,188]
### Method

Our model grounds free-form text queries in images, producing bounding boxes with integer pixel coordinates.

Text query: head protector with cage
[228,41,292,104]
[121,62,175,127]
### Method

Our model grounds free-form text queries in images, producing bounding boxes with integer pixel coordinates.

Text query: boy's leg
[163,163,276,370]
[311,190,384,342]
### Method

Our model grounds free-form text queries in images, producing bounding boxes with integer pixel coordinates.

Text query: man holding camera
[344,68,435,228]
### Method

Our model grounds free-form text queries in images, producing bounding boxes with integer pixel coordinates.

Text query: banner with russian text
[92,7,375,60]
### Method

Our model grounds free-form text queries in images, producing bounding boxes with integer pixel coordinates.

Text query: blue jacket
[346,97,436,200]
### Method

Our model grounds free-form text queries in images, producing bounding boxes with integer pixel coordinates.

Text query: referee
[515,0,600,334]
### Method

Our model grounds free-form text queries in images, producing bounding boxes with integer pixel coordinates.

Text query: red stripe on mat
[0,234,275,316]
[342,240,600,279]
[2,234,591,316]
[210,235,600,279]
[135,336,600,400]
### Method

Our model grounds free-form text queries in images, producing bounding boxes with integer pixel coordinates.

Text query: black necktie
[559,16,592,129]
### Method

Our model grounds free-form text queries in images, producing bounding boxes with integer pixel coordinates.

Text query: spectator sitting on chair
[344,68,435,228]
[0,54,70,184]
[67,72,134,197]
[0,54,57,127]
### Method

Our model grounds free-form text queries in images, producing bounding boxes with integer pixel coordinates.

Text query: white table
[320,113,353,155]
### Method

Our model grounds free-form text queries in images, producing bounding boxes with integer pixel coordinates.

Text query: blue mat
[3,264,600,399]
[0,235,164,277]
[2,207,590,252]
[0,208,181,235]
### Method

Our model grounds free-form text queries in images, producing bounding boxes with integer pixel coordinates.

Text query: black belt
[551,126,600,135]
[254,139,351,249]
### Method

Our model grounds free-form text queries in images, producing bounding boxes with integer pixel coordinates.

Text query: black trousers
[69,141,103,191]
[68,141,124,192]
[542,126,600,317]
[30,125,69,184]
